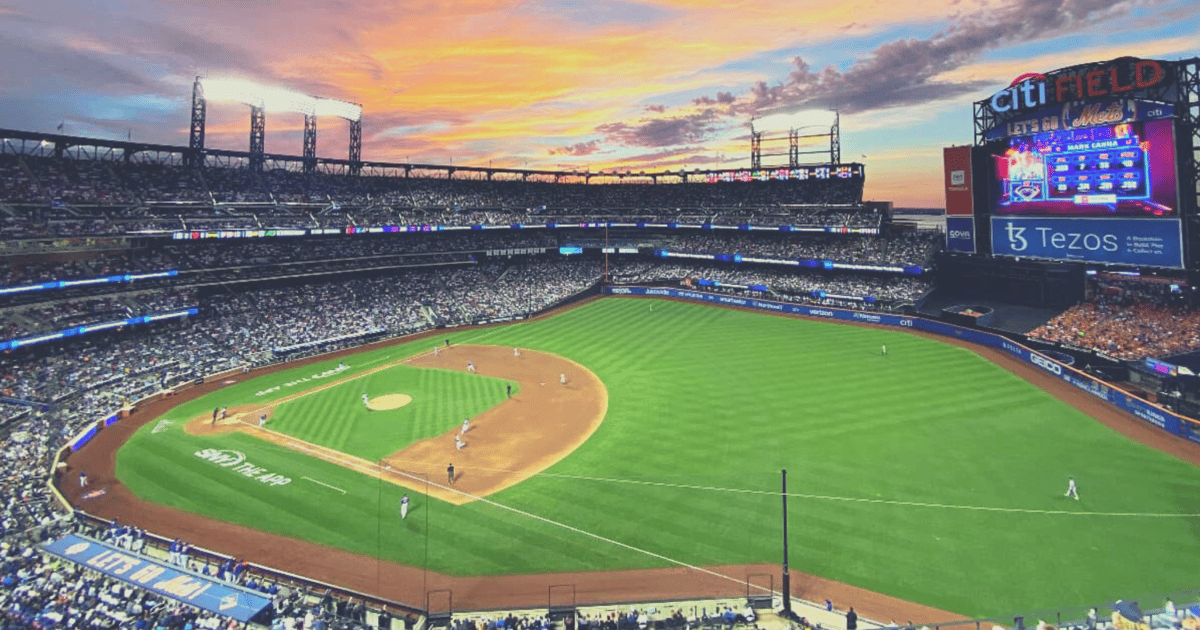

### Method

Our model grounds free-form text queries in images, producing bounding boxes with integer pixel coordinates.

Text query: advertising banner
[944,146,975,216]
[990,216,1183,268]
[945,216,977,253]
[983,99,1175,141]
[40,534,272,623]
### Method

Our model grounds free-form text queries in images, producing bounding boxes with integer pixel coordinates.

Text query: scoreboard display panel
[991,119,1178,218]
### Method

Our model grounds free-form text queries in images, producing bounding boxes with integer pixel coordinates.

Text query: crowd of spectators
[608,262,932,306]
[1028,277,1200,360]
[0,153,871,238]
[655,232,939,267]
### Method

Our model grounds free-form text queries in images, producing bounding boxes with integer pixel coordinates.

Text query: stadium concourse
[0,148,1195,628]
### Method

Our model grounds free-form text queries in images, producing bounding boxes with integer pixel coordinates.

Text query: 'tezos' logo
[1030,354,1063,376]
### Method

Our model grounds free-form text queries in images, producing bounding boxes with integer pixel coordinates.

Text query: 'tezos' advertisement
[990,216,1184,268]
[990,119,1178,218]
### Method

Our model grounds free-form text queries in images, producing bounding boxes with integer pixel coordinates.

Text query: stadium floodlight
[260,87,316,116]
[314,99,362,121]
[200,78,267,107]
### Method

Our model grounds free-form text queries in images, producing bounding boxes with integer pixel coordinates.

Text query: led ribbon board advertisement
[41,534,272,622]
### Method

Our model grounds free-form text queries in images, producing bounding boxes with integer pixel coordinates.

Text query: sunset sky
[0,0,1197,207]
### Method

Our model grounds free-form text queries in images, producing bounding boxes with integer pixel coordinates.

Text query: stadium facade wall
[604,286,1196,442]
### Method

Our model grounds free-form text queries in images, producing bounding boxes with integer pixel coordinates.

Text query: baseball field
[106,297,1200,618]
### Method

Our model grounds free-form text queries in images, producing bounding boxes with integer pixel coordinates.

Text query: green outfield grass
[116,298,1200,617]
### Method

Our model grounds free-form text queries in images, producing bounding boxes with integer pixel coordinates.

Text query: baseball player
[881,344,887,357]
[220,407,227,421]
[212,408,219,426]
[258,413,267,427]
[1065,476,1079,500]
[467,361,476,373]
[560,373,567,385]
[507,384,512,397]
[445,339,450,348]
[79,471,88,488]
[362,393,370,408]
[434,345,441,357]
[461,418,470,435]
[455,435,465,450]
[447,462,455,485]
[513,347,520,357]
[400,494,410,520]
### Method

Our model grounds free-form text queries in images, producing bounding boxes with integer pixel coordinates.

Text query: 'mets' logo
[989,59,1166,113]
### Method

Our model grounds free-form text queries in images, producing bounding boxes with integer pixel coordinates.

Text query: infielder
[467,361,476,373]
[258,413,267,427]
[362,393,370,408]
[455,435,465,450]
[79,471,88,488]
[461,418,470,435]
[400,494,410,520]
[1065,476,1079,500]
[881,344,887,357]
[513,347,520,357]
[560,373,567,385]
[447,462,455,485]
[434,345,441,357]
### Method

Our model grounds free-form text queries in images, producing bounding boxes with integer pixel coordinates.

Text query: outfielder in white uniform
[455,435,465,450]
[1065,477,1079,500]
[881,344,887,356]
[362,393,370,408]
[400,494,410,520]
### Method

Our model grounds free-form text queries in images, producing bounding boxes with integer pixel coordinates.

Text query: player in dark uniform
[447,463,455,485]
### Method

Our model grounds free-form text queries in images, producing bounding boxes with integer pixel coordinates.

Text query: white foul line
[301,476,346,494]
[381,468,765,595]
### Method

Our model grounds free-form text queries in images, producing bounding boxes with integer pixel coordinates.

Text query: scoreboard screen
[990,119,1178,218]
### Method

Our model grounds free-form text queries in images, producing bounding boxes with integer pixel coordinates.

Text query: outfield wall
[605,286,1200,443]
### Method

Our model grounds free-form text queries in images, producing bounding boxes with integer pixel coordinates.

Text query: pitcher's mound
[369,394,413,411]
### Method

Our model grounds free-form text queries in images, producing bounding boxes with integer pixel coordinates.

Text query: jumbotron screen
[991,119,1178,218]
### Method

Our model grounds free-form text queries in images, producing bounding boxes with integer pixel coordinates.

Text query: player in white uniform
[434,345,441,357]
[881,344,887,356]
[467,361,476,373]
[400,494,410,520]
[258,413,267,427]
[560,373,567,385]
[362,393,370,408]
[461,418,470,435]
[513,347,520,357]
[1065,476,1079,500]
[455,435,465,450]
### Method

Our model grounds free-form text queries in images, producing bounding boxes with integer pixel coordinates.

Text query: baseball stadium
[1,23,1200,630]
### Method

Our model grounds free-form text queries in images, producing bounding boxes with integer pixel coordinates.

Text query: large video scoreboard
[946,57,1194,269]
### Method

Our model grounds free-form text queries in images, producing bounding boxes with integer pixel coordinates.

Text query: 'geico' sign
[1030,353,1063,376]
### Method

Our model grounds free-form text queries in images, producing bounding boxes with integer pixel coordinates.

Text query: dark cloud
[692,92,735,106]
[742,0,1140,115]
[643,104,666,113]
[613,147,718,170]
[549,140,601,156]
[596,109,722,147]
[128,20,273,79]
